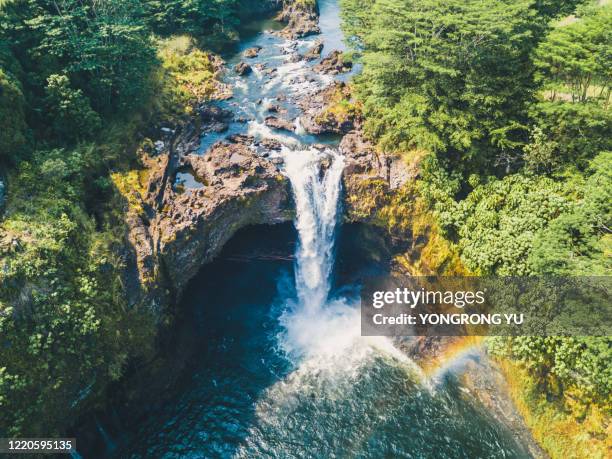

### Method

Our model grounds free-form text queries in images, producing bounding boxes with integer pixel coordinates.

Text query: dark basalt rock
[234,62,252,76]
[243,46,262,58]
[304,41,324,61]
[314,50,352,75]
[265,116,295,132]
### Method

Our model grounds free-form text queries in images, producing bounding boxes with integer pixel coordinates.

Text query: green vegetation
[341,0,611,455]
[0,0,273,438]
[498,360,610,459]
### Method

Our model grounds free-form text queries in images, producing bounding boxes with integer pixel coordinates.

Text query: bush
[44,75,101,143]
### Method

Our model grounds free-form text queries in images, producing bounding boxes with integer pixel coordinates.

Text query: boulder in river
[314,50,352,75]
[243,46,262,58]
[199,105,232,133]
[265,116,295,132]
[303,41,324,61]
[234,62,252,76]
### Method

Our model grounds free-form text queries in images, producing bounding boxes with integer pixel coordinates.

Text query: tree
[534,5,611,105]
[345,0,539,172]
[0,68,27,163]
[44,74,101,142]
[529,151,612,275]
[2,0,157,116]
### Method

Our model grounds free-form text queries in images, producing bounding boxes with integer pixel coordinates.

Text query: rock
[234,62,252,75]
[199,105,231,123]
[243,46,262,58]
[208,122,229,133]
[287,53,303,64]
[304,41,324,61]
[199,105,231,134]
[264,116,295,132]
[340,130,382,177]
[298,82,357,135]
[257,138,283,151]
[123,134,293,315]
[340,129,415,223]
[276,0,320,39]
[314,50,352,75]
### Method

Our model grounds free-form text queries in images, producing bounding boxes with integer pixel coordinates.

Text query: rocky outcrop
[340,129,413,223]
[234,62,252,76]
[299,82,358,135]
[243,46,262,58]
[265,116,295,132]
[276,0,320,39]
[303,40,324,61]
[157,137,293,293]
[314,50,352,75]
[121,133,293,315]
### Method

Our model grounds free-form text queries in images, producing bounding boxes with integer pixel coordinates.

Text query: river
[107,1,530,457]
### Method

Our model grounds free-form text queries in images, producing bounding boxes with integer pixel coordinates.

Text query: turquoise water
[107,224,528,458]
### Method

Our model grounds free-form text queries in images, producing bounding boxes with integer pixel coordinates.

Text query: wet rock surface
[234,62,252,75]
[314,50,352,75]
[265,116,295,132]
[303,40,324,60]
[243,46,262,58]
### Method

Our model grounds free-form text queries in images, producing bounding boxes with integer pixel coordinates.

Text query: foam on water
[247,121,300,146]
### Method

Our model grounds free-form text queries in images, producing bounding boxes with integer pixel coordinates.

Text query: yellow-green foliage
[315,84,360,128]
[497,360,611,459]
[156,35,218,118]
[111,169,150,216]
[347,150,468,276]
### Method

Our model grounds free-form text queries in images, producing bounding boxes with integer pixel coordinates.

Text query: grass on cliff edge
[498,359,611,459]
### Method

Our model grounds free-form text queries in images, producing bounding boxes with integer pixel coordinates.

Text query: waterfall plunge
[276,146,416,370]
[281,146,344,311]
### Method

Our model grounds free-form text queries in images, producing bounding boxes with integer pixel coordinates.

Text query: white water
[273,145,421,374]
[281,146,344,311]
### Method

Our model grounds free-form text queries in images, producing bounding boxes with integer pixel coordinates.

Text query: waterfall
[280,145,345,311]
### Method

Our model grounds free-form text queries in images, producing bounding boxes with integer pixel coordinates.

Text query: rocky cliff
[120,132,293,316]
